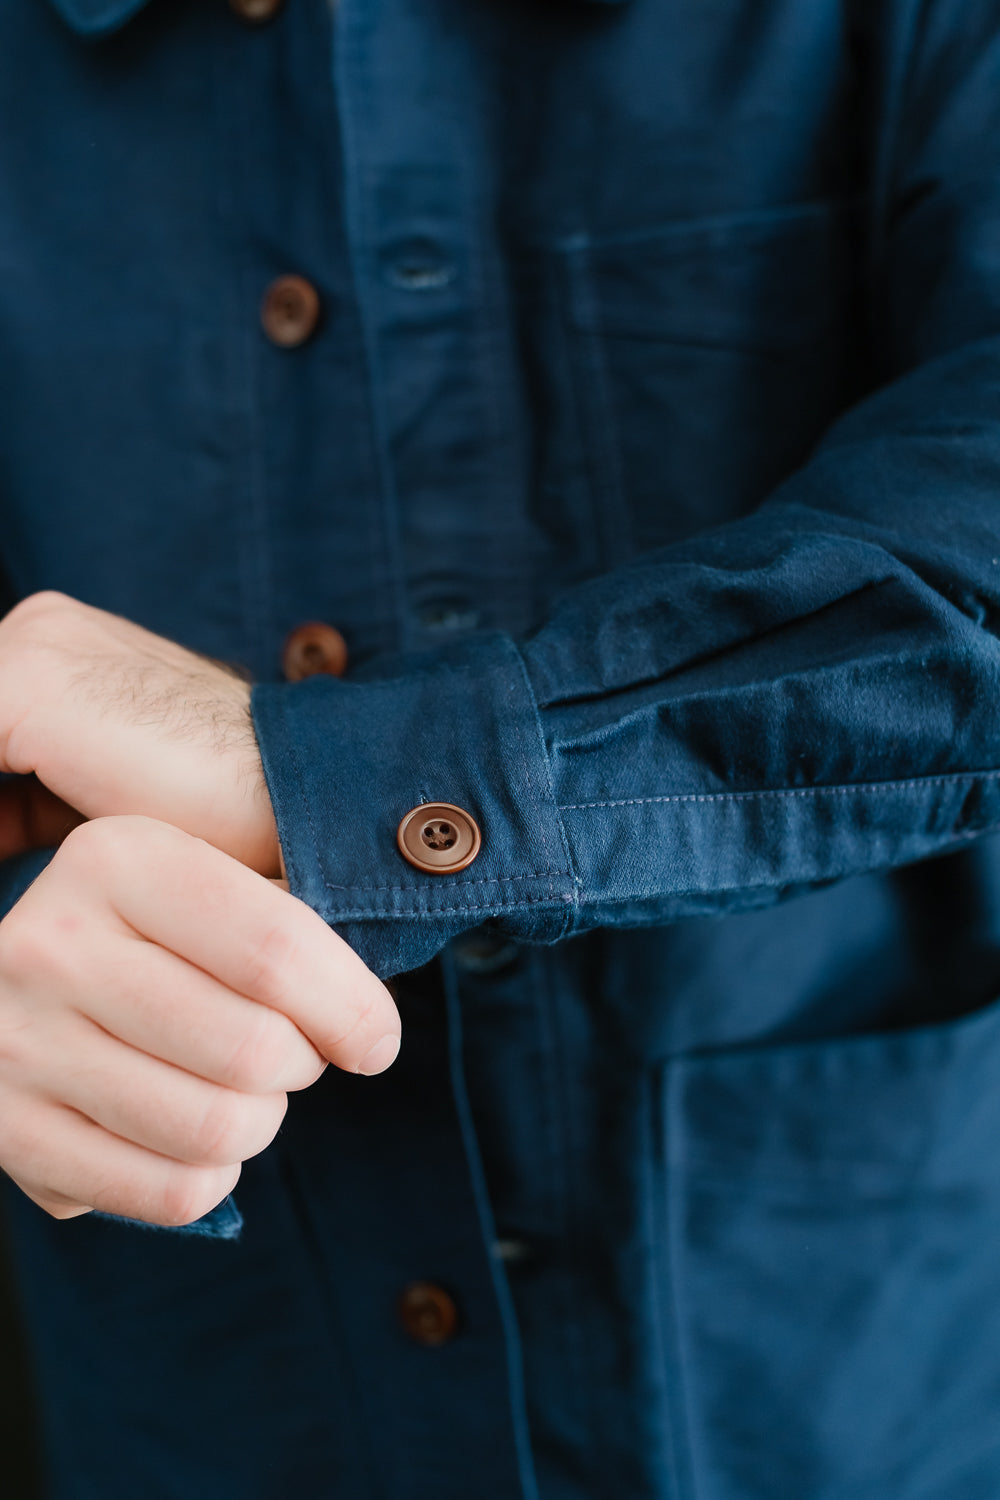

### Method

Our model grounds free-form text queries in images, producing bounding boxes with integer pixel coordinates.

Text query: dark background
[0,1203,43,1498]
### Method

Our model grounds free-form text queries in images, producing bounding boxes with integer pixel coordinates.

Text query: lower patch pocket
[660,998,1000,1500]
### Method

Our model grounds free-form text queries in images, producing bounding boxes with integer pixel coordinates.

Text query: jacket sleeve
[251,3,1000,980]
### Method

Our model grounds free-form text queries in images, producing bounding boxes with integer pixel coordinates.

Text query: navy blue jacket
[3,0,1000,1495]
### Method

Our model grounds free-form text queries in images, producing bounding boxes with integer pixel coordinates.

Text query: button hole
[386,262,457,292]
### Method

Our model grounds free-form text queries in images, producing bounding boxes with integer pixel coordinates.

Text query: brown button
[282,622,348,682]
[397,1282,459,1347]
[261,274,321,348]
[229,0,284,23]
[397,802,481,874]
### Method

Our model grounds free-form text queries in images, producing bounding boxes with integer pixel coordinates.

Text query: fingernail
[356,1033,401,1076]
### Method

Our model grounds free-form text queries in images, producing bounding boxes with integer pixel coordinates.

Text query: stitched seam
[881,0,931,224]
[283,690,330,894]
[558,771,1000,811]
[556,198,851,257]
[315,821,1000,920]
[328,870,571,892]
[327,869,567,892]
[214,43,275,676]
[321,874,570,895]
[502,649,565,890]
[508,643,578,940]
[662,1068,702,1500]
[335,7,409,654]
[440,954,542,1500]
[570,248,634,567]
[659,1166,933,1195]
[281,652,575,893]
[319,891,573,921]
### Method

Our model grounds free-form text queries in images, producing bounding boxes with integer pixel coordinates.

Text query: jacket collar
[51,0,626,39]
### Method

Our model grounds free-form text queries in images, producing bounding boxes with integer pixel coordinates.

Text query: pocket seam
[556,196,855,257]
[563,196,857,353]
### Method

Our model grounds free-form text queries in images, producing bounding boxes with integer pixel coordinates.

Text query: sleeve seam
[557,769,1000,811]
[509,640,580,943]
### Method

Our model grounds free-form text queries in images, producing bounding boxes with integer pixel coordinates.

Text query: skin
[0,594,400,1225]
[0,592,283,873]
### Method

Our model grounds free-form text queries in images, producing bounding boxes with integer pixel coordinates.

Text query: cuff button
[397,803,481,874]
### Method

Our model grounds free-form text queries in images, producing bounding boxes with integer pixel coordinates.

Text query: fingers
[46,1017,289,1168]
[0,814,397,1226]
[80,933,326,1095]
[0,934,292,1181]
[6,1186,92,1221]
[4,1099,241,1227]
[92,817,401,1075]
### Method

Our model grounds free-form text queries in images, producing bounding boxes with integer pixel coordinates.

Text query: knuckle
[58,814,164,883]
[244,1092,288,1158]
[325,979,394,1061]
[223,1009,296,1094]
[14,589,71,617]
[0,1111,41,1173]
[181,1091,285,1169]
[184,1092,250,1167]
[289,1049,327,1092]
[0,1028,34,1089]
[57,815,118,871]
[243,922,297,1011]
[0,908,54,985]
[155,1166,235,1228]
[3,590,71,637]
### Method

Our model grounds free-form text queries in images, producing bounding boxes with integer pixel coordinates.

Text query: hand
[0,591,280,873]
[0,816,400,1225]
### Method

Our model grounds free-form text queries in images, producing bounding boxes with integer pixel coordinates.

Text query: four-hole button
[397,802,481,874]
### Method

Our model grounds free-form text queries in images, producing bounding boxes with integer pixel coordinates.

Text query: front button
[261,274,321,347]
[229,0,284,23]
[282,622,348,682]
[397,802,481,874]
[398,1282,459,1346]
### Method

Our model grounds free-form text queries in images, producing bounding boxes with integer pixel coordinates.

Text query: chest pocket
[561,200,862,557]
